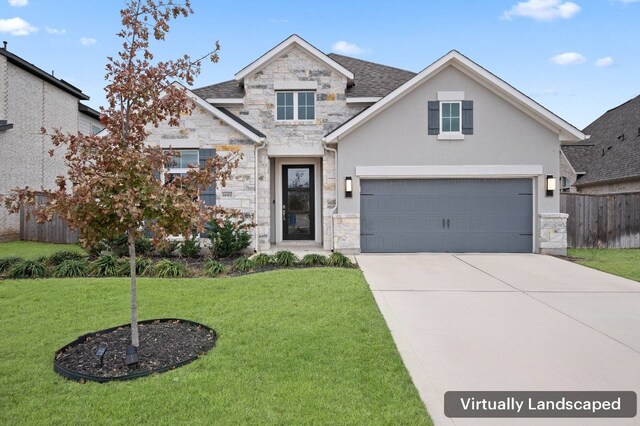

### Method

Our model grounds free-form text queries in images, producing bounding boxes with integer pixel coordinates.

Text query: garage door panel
[360,179,533,253]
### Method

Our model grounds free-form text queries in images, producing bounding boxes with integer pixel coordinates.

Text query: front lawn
[568,248,640,282]
[0,269,431,425]
[0,241,86,259]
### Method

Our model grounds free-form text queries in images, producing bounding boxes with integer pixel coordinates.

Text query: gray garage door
[360,178,533,253]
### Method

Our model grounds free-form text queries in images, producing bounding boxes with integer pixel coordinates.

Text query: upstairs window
[276,91,315,121]
[441,102,461,133]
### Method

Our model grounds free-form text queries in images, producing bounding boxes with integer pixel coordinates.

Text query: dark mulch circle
[54,319,216,382]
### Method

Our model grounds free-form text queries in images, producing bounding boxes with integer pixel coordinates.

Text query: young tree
[2,0,241,353]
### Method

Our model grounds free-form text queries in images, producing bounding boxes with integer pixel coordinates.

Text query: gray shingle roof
[572,94,640,186]
[561,144,595,173]
[327,53,416,98]
[193,79,244,99]
[192,54,416,100]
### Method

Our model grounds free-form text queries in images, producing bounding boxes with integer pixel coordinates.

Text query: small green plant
[7,259,48,279]
[273,251,298,267]
[116,258,150,276]
[135,257,152,275]
[207,215,253,258]
[204,259,225,277]
[252,253,272,268]
[0,256,23,275]
[232,256,254,273]
[157,240,180,258]
[53,259,88,278]
[154,259,189,278]
[327,252,352,268]
[47,250,87,266]
[180,235,201,258]
[301,253,327,266]
[135,237,153,256]
[91,253,119,277]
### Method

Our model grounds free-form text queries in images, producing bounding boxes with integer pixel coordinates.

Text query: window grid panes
[297,92,315,120]
[441,102,461,132]
[169,149,199,168]
[276,91,315,121]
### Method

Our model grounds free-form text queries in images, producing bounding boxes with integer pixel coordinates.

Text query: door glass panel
[287,168,309,189]
[284,166,314,240]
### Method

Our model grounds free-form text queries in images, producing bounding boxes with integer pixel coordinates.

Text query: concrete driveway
[357,254,640,426]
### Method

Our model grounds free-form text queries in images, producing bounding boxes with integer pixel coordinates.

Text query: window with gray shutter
[199,148,216,206]
[462,100,473,134]
[428,101,440,135]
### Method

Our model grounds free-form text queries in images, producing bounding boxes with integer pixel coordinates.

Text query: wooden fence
[560,192,640,248]
[20,194,79,244]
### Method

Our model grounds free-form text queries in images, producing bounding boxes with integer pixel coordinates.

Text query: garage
[360,178,533,253]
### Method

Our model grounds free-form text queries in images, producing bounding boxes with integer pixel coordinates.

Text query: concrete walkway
[357,254,640,426]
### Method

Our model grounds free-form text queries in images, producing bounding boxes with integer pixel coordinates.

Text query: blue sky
[1,0,639,129]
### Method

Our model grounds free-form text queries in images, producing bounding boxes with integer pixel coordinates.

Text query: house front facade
[146,35,586,256]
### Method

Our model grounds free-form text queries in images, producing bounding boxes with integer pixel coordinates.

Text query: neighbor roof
[574,94,640,187]
[78,103,101,120]
[561,144,595,174]
[0,46,89,100]
[324,50,586,143]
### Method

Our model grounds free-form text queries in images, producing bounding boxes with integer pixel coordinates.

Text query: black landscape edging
[53,318,217,383]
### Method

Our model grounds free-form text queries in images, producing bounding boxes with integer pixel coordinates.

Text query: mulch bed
[54,319,216,382]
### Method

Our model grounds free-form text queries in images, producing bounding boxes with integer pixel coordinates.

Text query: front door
[282,165,315,240]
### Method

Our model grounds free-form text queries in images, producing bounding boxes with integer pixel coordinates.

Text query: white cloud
[80,37,96,46]
[45,27,66,35]
[595,56,614,67]
[8,0,28,7]
[502,0,581,21]
[331,40,367,56]
[0,17,37,36]
[550,52,586,65]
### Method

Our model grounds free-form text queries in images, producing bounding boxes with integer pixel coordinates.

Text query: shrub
[252,253,272,268]
[91,253,119,277]
[107,234,130,257]
[207,216,253,258]
[115,257,151,276]
[157,240,180,258]
[0,256,23,275]
[135,237,153,256]
[53,259,88,278]
[48,250,87,266]
[301,253,327,266]
[204,259,225,277]
[327,252,352,268]
[154,259,188,278]
[7,259,48,279]
[135,257,152,276]
[180,235,201,258]
[232,256,254,273]
[272,251,298,267]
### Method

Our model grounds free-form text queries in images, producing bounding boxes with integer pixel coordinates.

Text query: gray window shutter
[199,148,216,206]
[462,100,473,135]
[428,101,439,135]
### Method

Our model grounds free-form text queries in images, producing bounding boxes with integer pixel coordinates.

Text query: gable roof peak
[234,34,354,84]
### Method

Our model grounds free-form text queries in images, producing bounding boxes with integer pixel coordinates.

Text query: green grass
[568,248,640,282]
[0,269,430,425]
[0,241,86,259]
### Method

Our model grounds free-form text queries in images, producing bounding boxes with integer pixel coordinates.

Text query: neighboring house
[145,34,586,255]
[0,44,101,241]
[561,94,640,194]
[78,103,103,136]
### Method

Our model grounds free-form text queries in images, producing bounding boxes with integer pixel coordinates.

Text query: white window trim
[275,91,315,122]
[162,149,199,184]
[438,100,463,140]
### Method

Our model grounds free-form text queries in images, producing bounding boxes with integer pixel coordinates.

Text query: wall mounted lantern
[546,175,556,197]
[345,176,353,198]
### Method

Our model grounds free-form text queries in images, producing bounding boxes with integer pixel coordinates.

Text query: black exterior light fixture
[345,176,353,198]
[546,175,556,197]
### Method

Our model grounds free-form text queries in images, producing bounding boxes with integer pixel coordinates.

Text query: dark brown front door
[282,165,315,240]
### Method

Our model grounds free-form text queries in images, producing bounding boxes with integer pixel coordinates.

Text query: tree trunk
[128,231,139,347]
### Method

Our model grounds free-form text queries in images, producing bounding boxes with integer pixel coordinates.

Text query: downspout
[322,139,338,251]
[254,138,267,252]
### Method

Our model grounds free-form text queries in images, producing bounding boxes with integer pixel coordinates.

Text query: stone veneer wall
[539,213,568,256]
[0,58,80,241]
[333,213,360,254]
[145,105,262,249]
[236,45,365,249]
